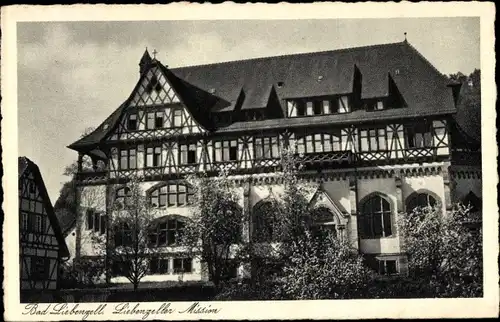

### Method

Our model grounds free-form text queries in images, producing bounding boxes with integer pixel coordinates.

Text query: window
[338,96,350,113]
[173,109,183,127]
[149,183,194,208]
[114,222,132,247]
[359,195,392,239]
[86,210,107,234]
[21,212,29,231]
[252,201,277,243]
[360,128,387,152]
[311,207,336,240]
[297,133,341,154]
[296,101,306,116]
[322,100,330,114]
[31,257,50,280]
[149,257,169,274]
[34,214,43,233]
[254,137,279,160]
[127,114,137,131]
[406,193,437,213]
[313,101,322,115]
[149,218,186,247]
[145,146,162,167]
[116,187,133,207]
[374,101,384,111]
[120,148,137,170]
[405,123,433,148]
[146,111,164,129]
[306,101,314,116]
[173,258,193,273]
[214,140,238,162]
[180,144,197,165]
[155,113,164,128]
[379,259,398,276]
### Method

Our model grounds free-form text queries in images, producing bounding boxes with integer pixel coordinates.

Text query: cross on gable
[152,49,158,60]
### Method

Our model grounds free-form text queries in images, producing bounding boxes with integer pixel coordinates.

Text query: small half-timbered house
[67,40,481,283]
[18,157,70,299]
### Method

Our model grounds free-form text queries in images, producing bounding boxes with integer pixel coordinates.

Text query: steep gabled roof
[171,41,455,113]
[18,157,70,258]
[68,41,456,152]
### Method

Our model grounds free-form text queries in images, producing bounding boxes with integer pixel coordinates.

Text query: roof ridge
[171,41,404,70]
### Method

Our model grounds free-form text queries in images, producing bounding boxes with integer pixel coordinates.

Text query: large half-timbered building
[67,40,481,283]
[18,157,70,300]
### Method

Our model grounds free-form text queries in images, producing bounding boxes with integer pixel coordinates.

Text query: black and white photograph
[2,2,497,320]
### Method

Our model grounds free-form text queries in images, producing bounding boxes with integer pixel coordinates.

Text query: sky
[17,17,480,202]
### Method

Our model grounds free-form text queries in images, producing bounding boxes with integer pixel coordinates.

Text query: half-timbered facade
[18,157,70,300]
[67,40,481,283]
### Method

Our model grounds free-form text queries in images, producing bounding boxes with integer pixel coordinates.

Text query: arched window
[116,187,132,207]
[359,194,392,239]
[148,216,187,247]
[252,201,277,243]
[149,183,194,208]
[311,207,336,240]
[406,192,437,213]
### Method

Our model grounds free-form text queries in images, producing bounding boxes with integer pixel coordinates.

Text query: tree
[398,204,482,297]
[281,233,372,299]
[90,175,159,291]
[241,145,371,299]
[182,170,244,290]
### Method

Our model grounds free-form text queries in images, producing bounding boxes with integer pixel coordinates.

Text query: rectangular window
[359,128,387,152]
[120,148,137,170]
[322,100,330,114]
[174,258,193,273]
[180,144,197,165]
[330,98,340,113]
[296,101,306,116]
[145,146,162,167]
[155,112,164,128]
[127,114,137,131]
[379,260,398,276]
[306,101,314,116]
[375,101,384,111]
[339,96,350,113]
[214,140,238,162]
[146,112,155,129]
[254,137,279,160]
[173,109,183,127]
[31,257,49,280]
[86,210,94,230]
[149,257,169,274]
[405,123,433,148]
[21,212,29,231]
[313,101,322,115]
[34,215,43,233]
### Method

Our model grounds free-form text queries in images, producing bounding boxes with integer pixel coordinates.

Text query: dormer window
[127,114,137,131]
[375,101,384,111]
[296,101,306,116]
[306,102,314,116]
